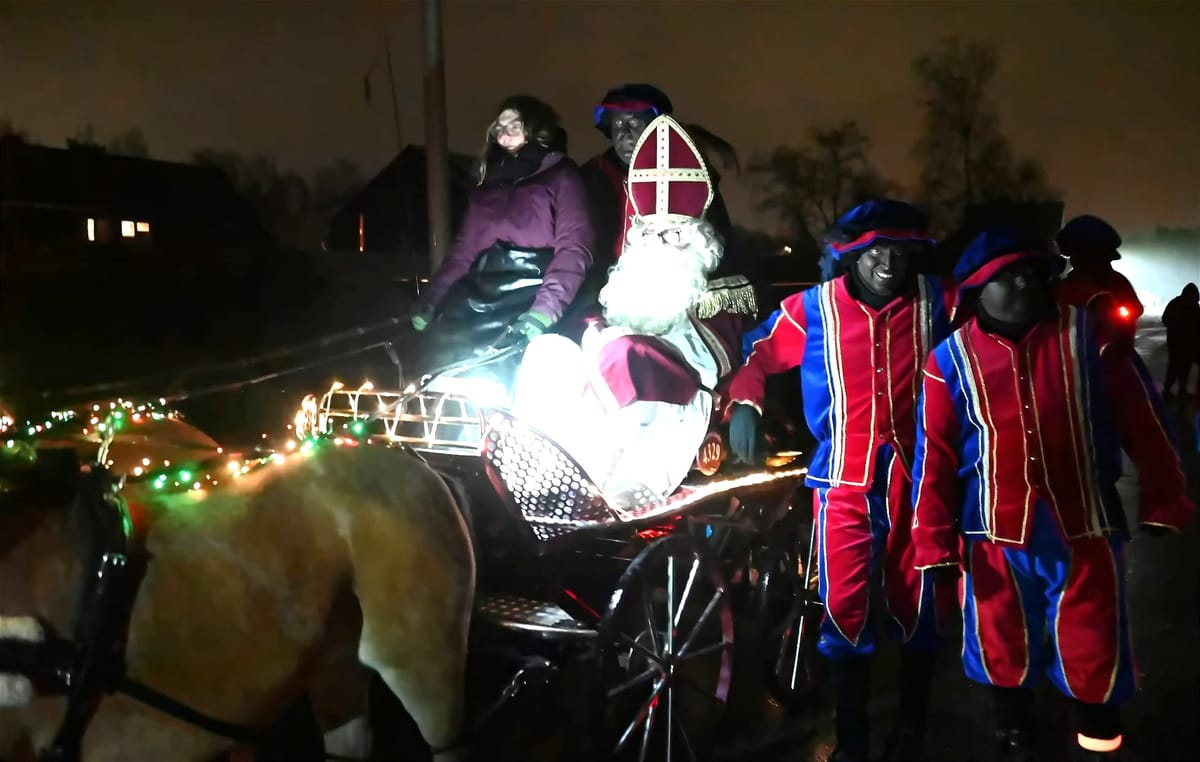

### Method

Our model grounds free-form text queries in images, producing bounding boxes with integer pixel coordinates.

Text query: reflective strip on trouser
[961,501,1137,705]
[813,443,955,659]
[1078,734,1123,752]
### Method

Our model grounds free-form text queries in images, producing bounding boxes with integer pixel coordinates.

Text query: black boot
[829,655,872,762]
[882,649,938,761]
[1073,701,1124,762]
[992,686,1037,762]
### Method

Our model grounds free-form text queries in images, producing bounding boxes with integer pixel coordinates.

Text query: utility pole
[421,0,451,273]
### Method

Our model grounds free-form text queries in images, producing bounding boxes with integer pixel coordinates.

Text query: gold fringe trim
[695,275,758,319]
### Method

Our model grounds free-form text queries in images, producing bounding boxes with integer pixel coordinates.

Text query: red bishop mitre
[624,115,714,231]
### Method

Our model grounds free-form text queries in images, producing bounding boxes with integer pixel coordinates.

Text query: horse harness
[0,460,277,761]
[0,456,466,762]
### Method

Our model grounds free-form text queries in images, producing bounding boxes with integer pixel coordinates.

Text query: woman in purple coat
[411,95,595,382]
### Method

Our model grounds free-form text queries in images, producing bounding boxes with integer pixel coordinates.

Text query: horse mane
[0,447,84,556]
[0,446,82,507]
[0,446,121,564]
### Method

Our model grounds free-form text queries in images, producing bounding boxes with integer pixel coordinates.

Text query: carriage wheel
[757,510,824,709]
[590,534,734,761]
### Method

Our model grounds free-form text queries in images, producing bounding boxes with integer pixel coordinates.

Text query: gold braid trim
[695,275,758,319]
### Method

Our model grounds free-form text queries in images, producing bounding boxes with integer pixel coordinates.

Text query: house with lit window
[0,135,270,275]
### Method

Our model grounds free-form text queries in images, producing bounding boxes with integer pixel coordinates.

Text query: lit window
[86,218,96,242]
[136,221,150,233]
[121,220,135,238]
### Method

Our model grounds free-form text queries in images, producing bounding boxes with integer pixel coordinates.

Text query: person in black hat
[1056,214,1143,350]
[727,199,957,762]
[580,84,736,274]
[913,226,1193,762]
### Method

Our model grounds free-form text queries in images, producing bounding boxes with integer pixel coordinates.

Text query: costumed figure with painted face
[409,95,594,404]
[1055,214,1143,350]
[578,85,743,300]
[724,199,959,762]
[911,227,1194,762]
[511,115,756,510]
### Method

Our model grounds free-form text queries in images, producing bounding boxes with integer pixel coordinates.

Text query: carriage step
[477,594,597,639]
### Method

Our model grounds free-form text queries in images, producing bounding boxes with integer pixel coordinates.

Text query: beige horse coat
[0,442,475,761]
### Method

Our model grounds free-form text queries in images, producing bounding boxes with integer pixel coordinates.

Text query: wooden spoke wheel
[756,511,824,709]
[590,534,734,761]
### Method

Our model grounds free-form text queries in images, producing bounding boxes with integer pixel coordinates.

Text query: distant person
[410,95,594,398]
[1056,214,1143,350]
[1161,282,1200,396]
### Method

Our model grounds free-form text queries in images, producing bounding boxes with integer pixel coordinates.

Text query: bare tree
[310,158,364,216]
[193,149,311,246]
[106,128,150,158]
[66,123,104,151]
[750,121,894,239]
[193,150,366,250]
[0,117,29,141]
[913,38,1059,231]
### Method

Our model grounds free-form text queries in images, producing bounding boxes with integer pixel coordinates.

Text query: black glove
[925,565,961,585]
[729,404,762,464]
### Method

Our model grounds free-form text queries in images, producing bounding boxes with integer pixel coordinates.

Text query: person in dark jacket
[411,95,594,388]
[580,84,737,277]
[1162,282,1200,396]
[1056,215,1143,351]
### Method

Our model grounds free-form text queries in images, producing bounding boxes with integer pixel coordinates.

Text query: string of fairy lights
[0,395,378,495]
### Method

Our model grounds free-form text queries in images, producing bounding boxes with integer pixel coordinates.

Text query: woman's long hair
[476,95,566,184]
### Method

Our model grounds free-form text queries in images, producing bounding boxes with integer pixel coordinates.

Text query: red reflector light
[1116,305,1132,320]
[636,526,674,540]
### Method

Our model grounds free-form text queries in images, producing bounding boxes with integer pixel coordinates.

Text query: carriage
[296,348,826,760]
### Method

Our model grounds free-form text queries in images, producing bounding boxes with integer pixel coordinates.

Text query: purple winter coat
[426,152,594,323]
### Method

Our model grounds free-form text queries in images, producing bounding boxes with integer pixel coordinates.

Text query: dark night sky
[2,0,1198,237]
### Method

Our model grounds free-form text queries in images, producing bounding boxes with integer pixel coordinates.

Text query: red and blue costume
[912,229,1193,755]
[728,207,957,661]
[729,200,963,760]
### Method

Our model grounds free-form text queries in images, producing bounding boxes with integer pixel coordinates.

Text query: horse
[0,437,476,762]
